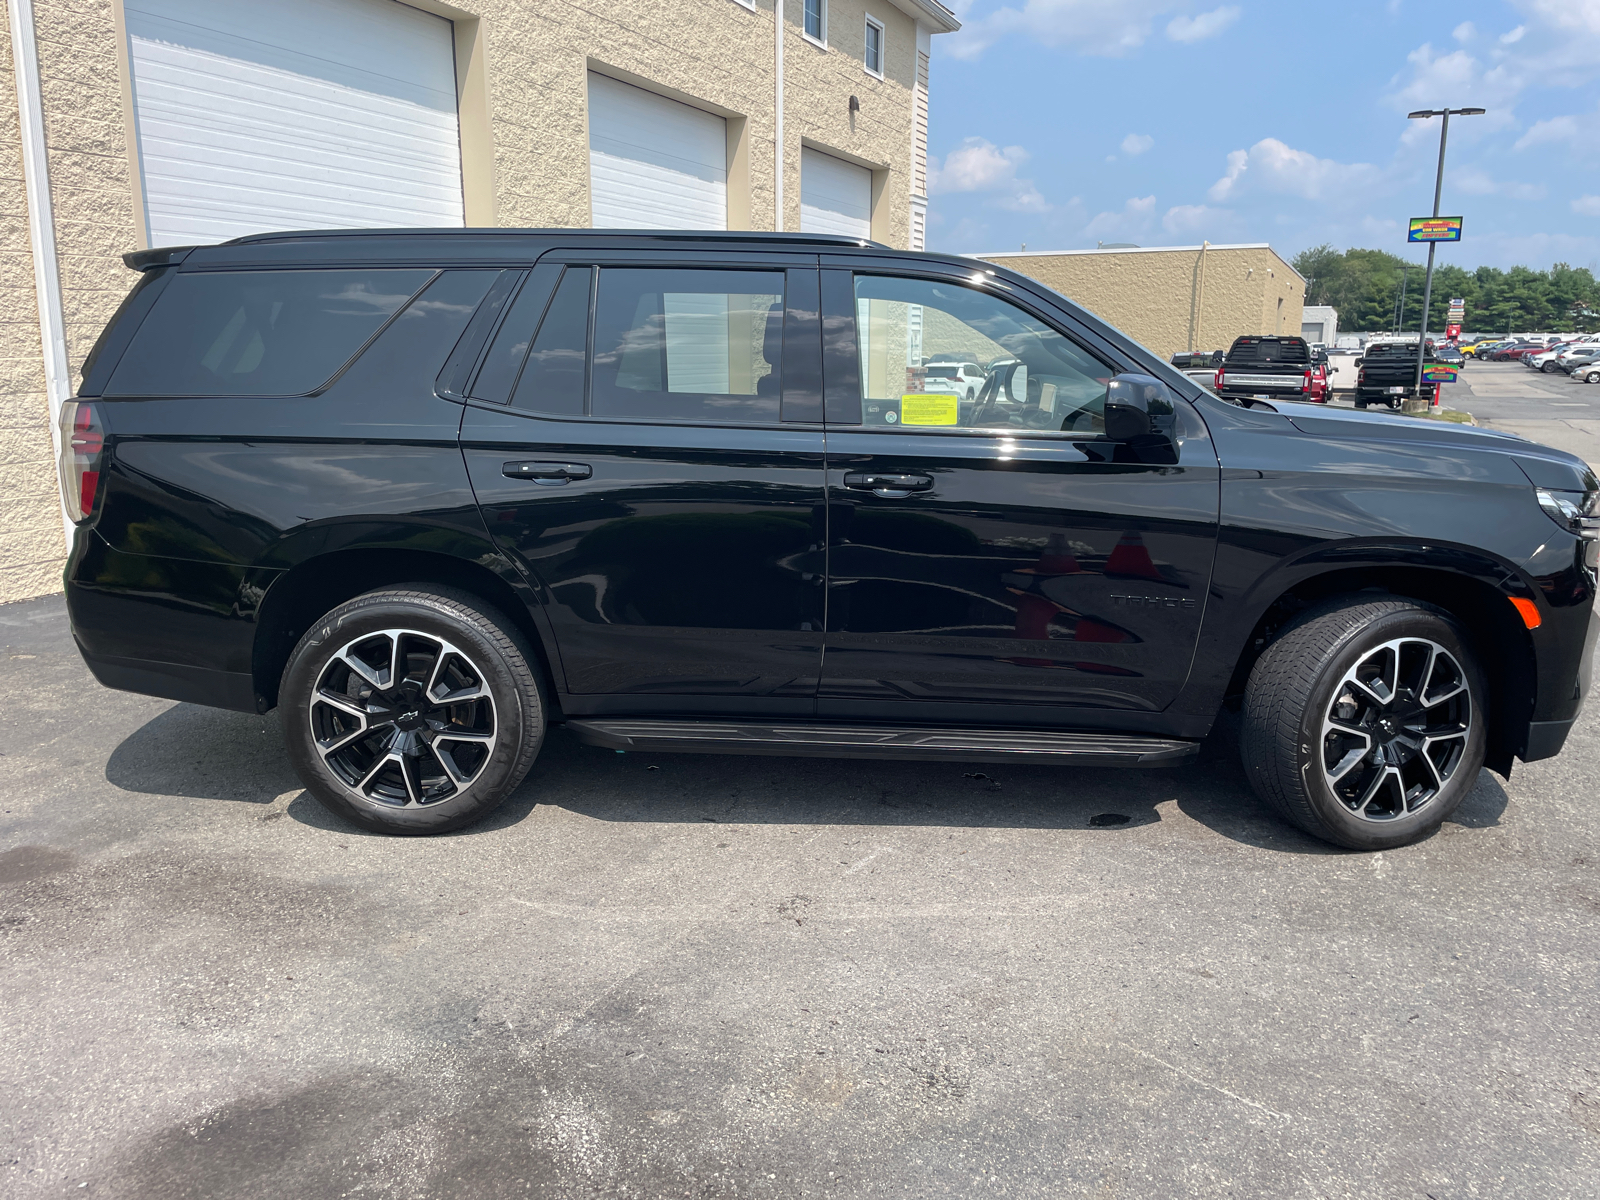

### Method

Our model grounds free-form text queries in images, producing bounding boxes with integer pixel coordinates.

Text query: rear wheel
[1241,598,1486,850]
[1542,360,1559,373]
[281,586,545,834]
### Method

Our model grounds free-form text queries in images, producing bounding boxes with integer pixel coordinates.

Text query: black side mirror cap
[1104,373,1180,465]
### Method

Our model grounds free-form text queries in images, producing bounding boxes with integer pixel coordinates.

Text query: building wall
[1,7,62,602]
[1,0,935,603]
[979,245,1306,362]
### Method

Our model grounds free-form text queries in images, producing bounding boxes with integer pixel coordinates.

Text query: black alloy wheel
[1241,597,1486,850]
[281,587,544,834]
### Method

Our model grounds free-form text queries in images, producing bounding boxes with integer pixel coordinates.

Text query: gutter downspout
[7,0,73,542]
[774,0,784,231]
[1194,240,1209,355]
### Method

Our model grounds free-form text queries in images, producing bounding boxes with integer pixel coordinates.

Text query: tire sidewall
[1294,608,1486,850]
[282,593,542,834]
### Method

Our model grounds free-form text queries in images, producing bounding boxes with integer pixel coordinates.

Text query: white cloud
[1515,0,1600,35]
[1162,204,1227,234]
[1166,5,1241,43]
[1084,195,1156,239]
[1121,132,1154,156]
[1451,167,1547,201]
[928,137,1051,212]
[1575,196,1600,217]
[1516,105,1600,149]
[931,138,1028,192]
[1207,139,1378,203]
[1499,23,1526,43]
[945,0,1184,60]
[1452,20,1475,41]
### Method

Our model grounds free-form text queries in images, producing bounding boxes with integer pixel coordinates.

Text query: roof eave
[885,0,961,33]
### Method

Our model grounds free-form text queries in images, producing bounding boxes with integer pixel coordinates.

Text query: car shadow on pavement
[105,703,301,805]
[106,703,1509,854]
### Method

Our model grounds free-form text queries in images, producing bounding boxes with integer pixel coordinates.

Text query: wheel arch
[252,545,561,714]
[1219,558,1535,776]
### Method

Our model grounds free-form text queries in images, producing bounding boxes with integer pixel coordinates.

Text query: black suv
[62,230,1597,850]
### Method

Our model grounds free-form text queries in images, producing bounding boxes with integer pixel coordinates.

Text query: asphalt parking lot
[4,371,1599,1198]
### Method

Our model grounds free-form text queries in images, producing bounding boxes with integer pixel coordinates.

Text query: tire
[1586,370,1600,384]
[1542,360,1559,373]
[1240,597,1486,851]
[281,586,545,834]
[1354,396,1369,409]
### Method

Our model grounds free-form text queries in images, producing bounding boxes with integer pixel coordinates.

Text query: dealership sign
[1409,216,1464,242]
[1423,364,1460,383]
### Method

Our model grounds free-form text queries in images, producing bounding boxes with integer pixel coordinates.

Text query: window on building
[592,268,785,425]
[804,0,825,43]
[851,275,1113,435]
[864,15,884,76]
[106,269,433,397]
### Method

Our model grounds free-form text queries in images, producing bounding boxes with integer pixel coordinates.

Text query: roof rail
[220,227,888,250]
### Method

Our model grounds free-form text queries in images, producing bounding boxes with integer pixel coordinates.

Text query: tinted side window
[106,269,432,397]
[853,275,1113,434]
[591,268,784,424]
[468,266,560,404]
[331,270,498,399]
[509,267,590,416]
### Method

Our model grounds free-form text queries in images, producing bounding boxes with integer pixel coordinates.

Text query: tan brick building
[1,0,957,603]
[979,243,1307,363]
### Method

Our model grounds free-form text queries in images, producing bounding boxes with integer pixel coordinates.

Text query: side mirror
[1104,373,1179,464]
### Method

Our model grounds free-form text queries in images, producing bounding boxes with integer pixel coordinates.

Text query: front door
[817,264,1220,721]
[461,253,828,711]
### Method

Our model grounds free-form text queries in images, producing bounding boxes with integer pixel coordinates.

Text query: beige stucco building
[979,244,1307,363]
[1,0,957,604]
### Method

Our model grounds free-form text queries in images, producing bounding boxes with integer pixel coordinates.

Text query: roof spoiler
[123,246,195,271]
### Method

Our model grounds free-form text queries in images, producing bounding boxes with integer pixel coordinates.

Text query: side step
[564,719,1198,767]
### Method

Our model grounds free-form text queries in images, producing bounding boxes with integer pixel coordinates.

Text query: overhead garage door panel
[125,0,464,247]
[588,74,727,230]
[801,148,872,240]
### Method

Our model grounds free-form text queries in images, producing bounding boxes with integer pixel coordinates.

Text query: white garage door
[125,0,464,247]
[801,148,872,239]
[588,74,727,230]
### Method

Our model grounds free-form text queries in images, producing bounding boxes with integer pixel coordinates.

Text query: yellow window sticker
[899,394,959,426]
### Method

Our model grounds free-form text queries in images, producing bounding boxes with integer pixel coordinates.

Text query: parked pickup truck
[1356,340,1440,409]
[1212,335,1316,403]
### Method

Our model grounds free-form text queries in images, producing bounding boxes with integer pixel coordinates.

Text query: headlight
[1535,488,1600,539]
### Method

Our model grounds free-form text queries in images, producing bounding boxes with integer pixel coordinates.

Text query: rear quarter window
[105,268,434,397]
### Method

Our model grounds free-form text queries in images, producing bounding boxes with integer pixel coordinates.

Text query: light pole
[1407,106,1485,402]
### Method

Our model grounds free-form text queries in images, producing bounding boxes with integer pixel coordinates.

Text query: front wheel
[281,586,545,834]
[1542,361,1559,373]
[1586,370,1600,384]
[1240,598,1486,850]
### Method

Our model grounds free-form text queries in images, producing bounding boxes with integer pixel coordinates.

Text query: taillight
[1302,370,1311,392]
[58,401,105,523]
[1357,367,1366,385]
[1213,368,1224,389]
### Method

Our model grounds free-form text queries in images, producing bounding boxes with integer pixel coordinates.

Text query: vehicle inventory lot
[4,587,1600,1197]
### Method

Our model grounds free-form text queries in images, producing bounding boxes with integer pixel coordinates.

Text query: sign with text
[1423,364,1459,384]
[1409,216,1464,243]
[1446,324,1462,339]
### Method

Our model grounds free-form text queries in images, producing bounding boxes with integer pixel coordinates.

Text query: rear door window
[590,268,785,424]
[106,268,433,397]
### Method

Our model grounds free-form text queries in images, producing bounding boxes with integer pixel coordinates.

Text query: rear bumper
[77,642,259,713]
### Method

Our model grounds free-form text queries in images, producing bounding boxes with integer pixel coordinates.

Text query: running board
[564,719,1198,767]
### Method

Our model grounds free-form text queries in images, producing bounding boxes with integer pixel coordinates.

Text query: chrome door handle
[843,472,934,499]
[502,461,591,483]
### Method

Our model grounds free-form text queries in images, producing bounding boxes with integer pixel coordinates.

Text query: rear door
[460,250,828,712]
[816,259,1220,722]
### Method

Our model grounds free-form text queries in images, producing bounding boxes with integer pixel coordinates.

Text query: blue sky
[924,0,1600,270]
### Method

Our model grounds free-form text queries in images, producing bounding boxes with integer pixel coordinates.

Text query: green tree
[1289,246,1600,335]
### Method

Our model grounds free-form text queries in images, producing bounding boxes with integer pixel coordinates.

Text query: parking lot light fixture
[1408,107,1486,403]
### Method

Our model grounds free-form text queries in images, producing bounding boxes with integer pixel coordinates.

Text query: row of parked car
[1462,335,1600,379]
